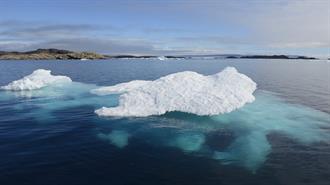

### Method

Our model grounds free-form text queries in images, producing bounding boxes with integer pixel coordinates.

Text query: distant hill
[0,49,319,60]
[0,49,108,60]
[179,54,318,60]
[238,55,317,60]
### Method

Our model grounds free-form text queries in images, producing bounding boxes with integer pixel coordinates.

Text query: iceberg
[94,67,257,117]
[157,56,166,61]
[1,69,72,91]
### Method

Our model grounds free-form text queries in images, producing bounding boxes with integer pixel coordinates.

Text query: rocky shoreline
[0,48,320,60]
[0,49,108,60]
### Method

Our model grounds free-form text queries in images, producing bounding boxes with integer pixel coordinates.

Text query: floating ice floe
[94,67,257,117]
[1,69,72,91]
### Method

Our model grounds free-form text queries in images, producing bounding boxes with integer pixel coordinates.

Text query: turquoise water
[0,59,329,185]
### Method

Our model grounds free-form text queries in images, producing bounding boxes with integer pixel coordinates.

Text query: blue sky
[0,0,329,57]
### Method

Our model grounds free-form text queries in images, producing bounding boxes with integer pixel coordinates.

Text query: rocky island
[0,49,182,60]
[0,49,108,60]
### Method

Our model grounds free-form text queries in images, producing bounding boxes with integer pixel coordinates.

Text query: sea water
[0,59,329,185]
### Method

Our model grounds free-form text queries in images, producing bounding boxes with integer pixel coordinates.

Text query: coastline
[0,48,322,61]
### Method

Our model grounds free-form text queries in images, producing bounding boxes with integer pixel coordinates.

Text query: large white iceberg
[1,69,72,91]
[94,67,257,117]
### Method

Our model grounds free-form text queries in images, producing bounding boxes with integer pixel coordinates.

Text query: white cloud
[0,0,329,56]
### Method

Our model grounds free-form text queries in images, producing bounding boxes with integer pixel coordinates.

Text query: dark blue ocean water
[0,59,329,185]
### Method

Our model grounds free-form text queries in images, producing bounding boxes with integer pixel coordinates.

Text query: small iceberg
[1,69,72,91]
[157,56,167,61]
[94,67,257,117]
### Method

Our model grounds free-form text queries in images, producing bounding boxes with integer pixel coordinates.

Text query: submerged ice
[211,92,330,171]
[98,130,130,148]
[94,67,257,117]
[1,68,329,172]
[1,69,72,91]
[100,92,329,171]
[169,132,206,152]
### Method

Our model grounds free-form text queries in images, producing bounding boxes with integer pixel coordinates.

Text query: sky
[0,0,329,57]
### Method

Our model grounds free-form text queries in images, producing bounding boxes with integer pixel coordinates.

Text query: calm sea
[0,59,329,185]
